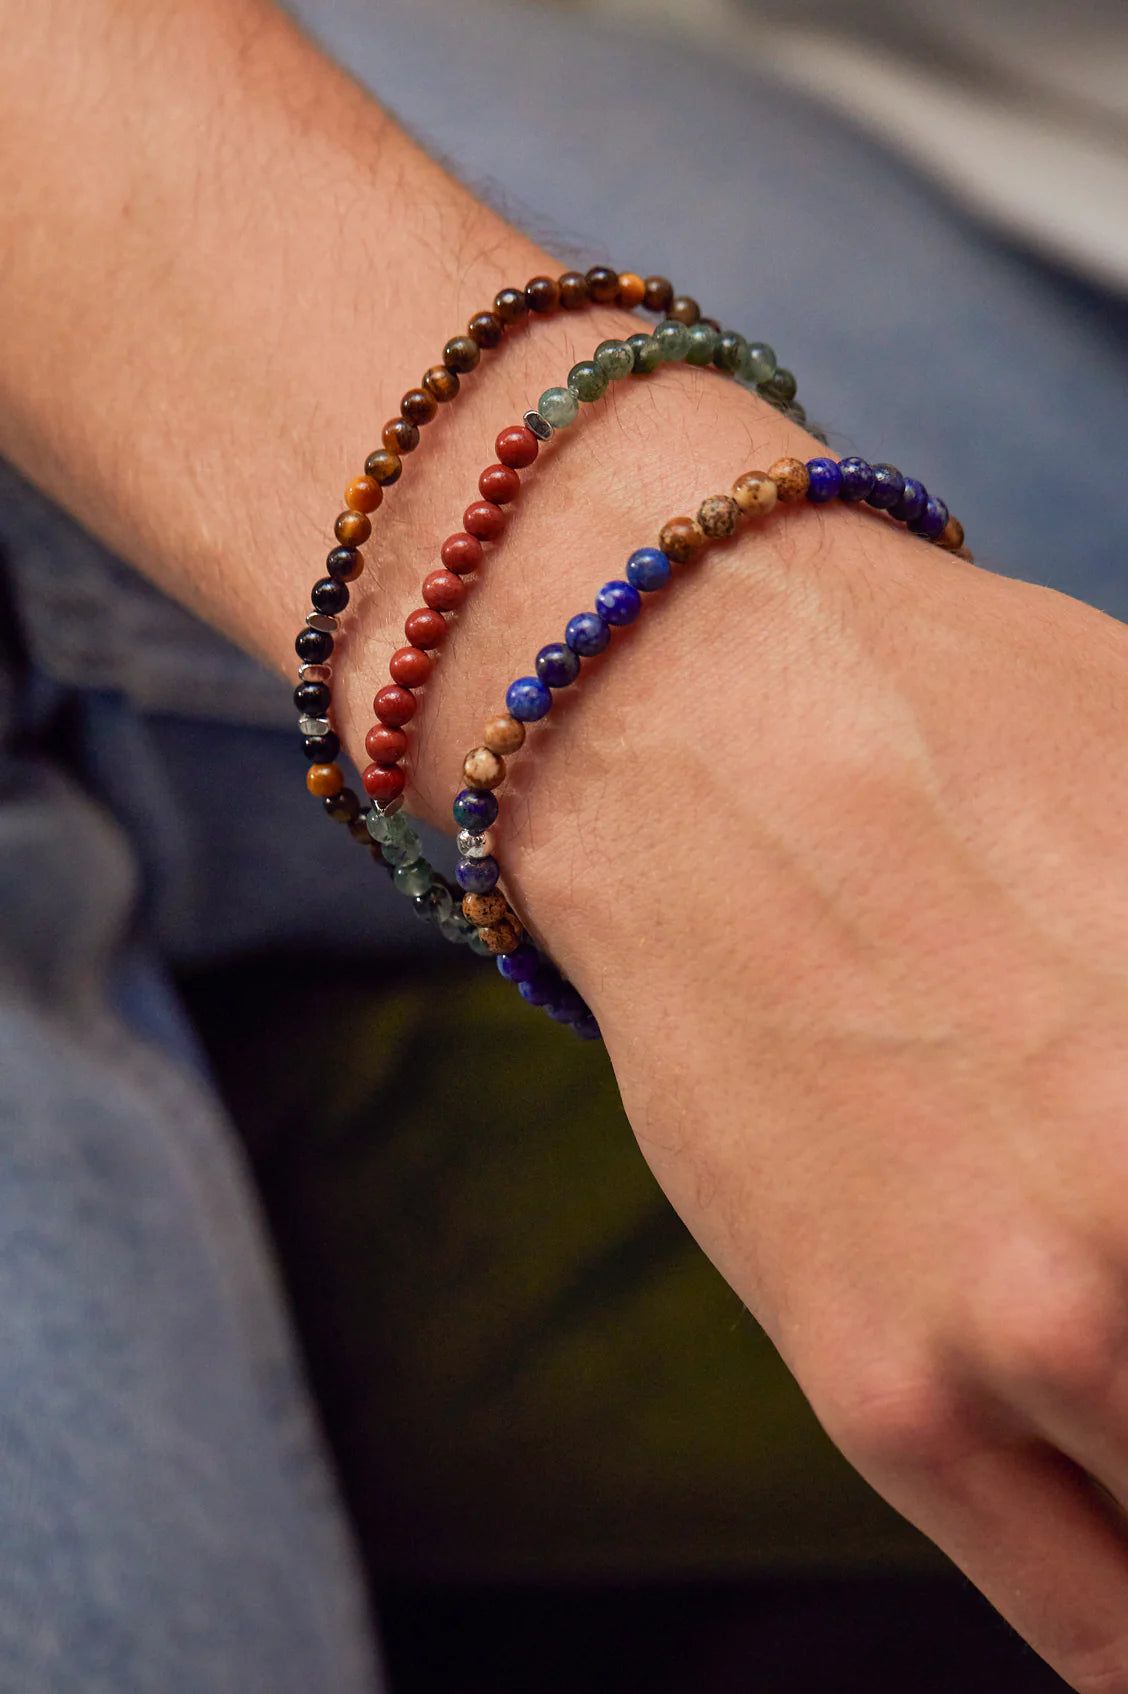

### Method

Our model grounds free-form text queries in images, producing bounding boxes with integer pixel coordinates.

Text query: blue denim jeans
[1,0,1125,1686]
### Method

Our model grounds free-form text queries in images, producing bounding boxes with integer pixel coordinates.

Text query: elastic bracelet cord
[450,452,970,1039]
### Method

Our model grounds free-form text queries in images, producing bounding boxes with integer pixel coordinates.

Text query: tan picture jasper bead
[461,891,509,926]
[697,494,740,539]
[482,715,525,756]
[658,515,707,564]
[480,917,523,955]
[768,457,810,502]
[463,746,505,790]
[731,471,778,517]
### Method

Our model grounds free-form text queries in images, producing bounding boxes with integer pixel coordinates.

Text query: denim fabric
[0,0,1125,1686]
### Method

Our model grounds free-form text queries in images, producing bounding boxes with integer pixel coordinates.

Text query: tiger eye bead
[525,275,560,314]
[401,387,438,427]
[383,417,420,455]
[557,270,590,309]
[404,607,447,649]
[697,494,740,538]
[364,447,402,486]
[334,510,371,546]
[643,275,674,315]
[732,471,778,517]
[585,265,620,304]
[668,295,701,325]
[468,310,504,349]
[482,714,525,756]
[443,334,481,374]
[463,746,505,790]
[617,271,646,309]
[423,365,459,403]
[658,515,707,563]
[938,514,966,551]
[326,545,363,581]
[345,475,382,514]
[461,891,509,927]
[389,646,432,688]
[768,457,811,502]
[480,918,523,956]
[306,762,344,798]
[494,287,528,326]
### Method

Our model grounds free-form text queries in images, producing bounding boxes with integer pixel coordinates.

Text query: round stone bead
[364,448,402,486]
[742,342,777,384]
[731,472,778,517]
[463,746,505,789]
[389,646,432,688]
[496,944,541,983]
[595,580,641,625]
[506,676,552,722]
[668,294,700,326]
[865,463,905,511]
[468,310,504,349]
[653,319,690,361]
[443,334,481,374]
[768,457,810,502]
[519,966,565,1008]
[422,570,466,611]
[538,387,579,429]
[324,788,360,823]
[573,1015,602,1042]
[424,365,459,403]
[373,685,416,727]
[482,714,525,756]
[617,272,646,309]
[627,333,662,374]
[536,642,581,688]
[453,788,499,832]
[565,611,610,657]
[891,477,927,525]
[383,417,419,455]
[457,828,493,859]
[643,276,674,315]
[296,627,333,664]
[837,457,876,502]
[479,464,521,504]
[568,361,607,403]
[593,339,634,381]
[468,932,495,957]
[761,367,798,405]
[394,859,435,897]
[414,886,454,924]
[464,501,506,541]
[685,322,719,366]
[911,495,949,540]
[345,475,382,514]
[495,426,539,469]
[456,855,500,894]
[404,607,447,648]
[440,533,483,575]
[334,510,371,547]
[365,724,407,764]
[311,576,349,615]
[480,919,522,956]
[525,274,559,314]
[626,547,671,592]
[301,759,339,796]
[584,264,619,304]
[294,680,331,716]
[712,331,748,374]
[400,388,437,427]
[362,763,405,804]
[462,891,508,926]
[697,495,740,538]
[938,514,965,551]
[557,270,590,309]
[494,287,528,325]
[658,516,706,563]
[805,458,843,503]
[326,546,362,581]
[367,808,416,847]
[303,731,340,763]
[545,986,589,1024]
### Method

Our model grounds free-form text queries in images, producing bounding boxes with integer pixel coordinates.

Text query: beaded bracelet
[449,451,969,1038]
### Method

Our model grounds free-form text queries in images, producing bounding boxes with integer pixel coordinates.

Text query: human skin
[4,1,1128,1687]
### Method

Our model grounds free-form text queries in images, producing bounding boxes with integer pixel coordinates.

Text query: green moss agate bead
[593,339,635,380]
[568,360,608,402]
[761,366,798,405]
[653,319,691,361]
[713,331,748,374]
[538,385,579,428]
[742,341,777,384]
[685,322,720,366]
[393,858,435,897]
[627,333,661,374]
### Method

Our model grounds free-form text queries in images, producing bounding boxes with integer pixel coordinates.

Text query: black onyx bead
[296,627,333,664]
[294,680,331,715]
[326,546,361,580]
[311,576,349,615]
[303,731,341,763]
[323,787,360,822]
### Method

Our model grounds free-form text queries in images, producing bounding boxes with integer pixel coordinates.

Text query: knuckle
[817,1358,970,1474]
[980,1269,1126,1403]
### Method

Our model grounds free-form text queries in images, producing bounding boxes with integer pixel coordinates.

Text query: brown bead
[443,334,481,374]
[585,265,619,304]
[697,494,740,539]
[365,724,408,765]
[658,515,707,564]
[617,271,646,310]
[335,510,371,546]
[480,918,522,955]
[557,270,590,310]
[731,471,778,517]
[494,287,528,326]
[383,417,419,455]
[390,646,432,688]
[668,295,701,326]
[401,387,438,426]
[468,310,505,349]
[462,746,505,790]
[525,275,560,314]
[364,447,402,486]
[345,475,382,514]
[643,275,674,315]
[306,762,344,798]
[330,548,364,582]
[937,514,965,552]
[462,891,509,927]
[768,457,811,502]
[404,607,447,649]
[482,714,525,756]
[423,364,459,403]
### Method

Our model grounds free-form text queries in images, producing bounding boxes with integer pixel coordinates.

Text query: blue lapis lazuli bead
[497,943,542,983]
[891,477,927,525]
[536,642,581,688]
[456,854,500,893]
[573,1014,601,1041]
[506,675,553,721]
[910,495,949,540]
[865,464,904,511]
[805,458,842,503]
[545,986,589,1024]
[452,787,498,832]
[594,580,641,625]
[519,965,565,1007]
[626,547,671,592]
[837,457,875,502]
[566,611,610,657]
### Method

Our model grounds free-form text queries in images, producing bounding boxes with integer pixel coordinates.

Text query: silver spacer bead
[306,611,339,633]
[298,662,332,683]
[372,795,403,820]
[523,409,553,441]
[456,827,492,859]
[298,715,331,736]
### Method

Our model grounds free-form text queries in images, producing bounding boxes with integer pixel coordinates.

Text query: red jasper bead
[422,569,466,611]
[440,532,483,574]
[404,607,447,648]
[463,500,506,541]
[495,425,539,469]
[362,762,406,803]
[389,645,432,688]
[373,684,416,727]
[365,724,408,764]
[479,463,521,505]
